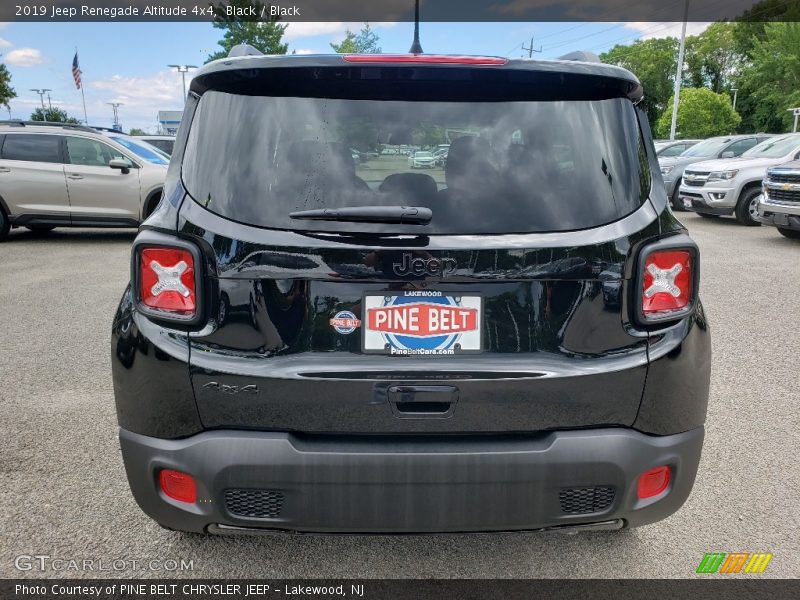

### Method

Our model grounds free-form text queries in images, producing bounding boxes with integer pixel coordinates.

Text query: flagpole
[76,47,88,125]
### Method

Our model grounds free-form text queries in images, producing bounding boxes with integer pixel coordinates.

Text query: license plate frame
[362,292,483,356]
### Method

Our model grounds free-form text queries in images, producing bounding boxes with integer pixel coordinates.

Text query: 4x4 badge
[202,382,259,395]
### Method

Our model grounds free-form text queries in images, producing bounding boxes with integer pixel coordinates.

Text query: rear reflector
[642,250,693,317]
[139,247,196,316]
[343,54,508,65]
[637,466,671,499]
[159,469,197,504]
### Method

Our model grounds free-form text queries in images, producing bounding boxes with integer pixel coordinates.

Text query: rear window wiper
[289,206,432,225]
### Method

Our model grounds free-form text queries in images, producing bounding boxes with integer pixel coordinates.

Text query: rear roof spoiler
[557,51,601,63]
[228,44,264,58]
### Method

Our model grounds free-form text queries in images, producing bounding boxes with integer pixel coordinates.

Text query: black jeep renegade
[112,49,710,534]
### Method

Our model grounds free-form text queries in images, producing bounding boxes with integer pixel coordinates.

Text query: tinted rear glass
[182,92,648,234]
[2,134,61,163]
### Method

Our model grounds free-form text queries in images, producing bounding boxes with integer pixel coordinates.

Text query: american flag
[72,52,82,90]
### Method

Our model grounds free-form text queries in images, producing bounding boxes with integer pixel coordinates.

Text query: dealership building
[157,110,183,135]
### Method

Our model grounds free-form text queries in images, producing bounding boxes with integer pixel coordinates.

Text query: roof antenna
[408,0,423,54]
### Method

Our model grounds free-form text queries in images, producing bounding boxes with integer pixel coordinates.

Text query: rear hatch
[177,57,658,433]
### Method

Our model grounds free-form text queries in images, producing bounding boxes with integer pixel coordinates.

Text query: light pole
[168,64,198,101]
[108,102,123,131]
[669,0,690,141]
[731,88,738,111]
[788,108,800,133]
[30,88,52,111]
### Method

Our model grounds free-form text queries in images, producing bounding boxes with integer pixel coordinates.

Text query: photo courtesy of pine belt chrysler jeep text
[111,48,711,535]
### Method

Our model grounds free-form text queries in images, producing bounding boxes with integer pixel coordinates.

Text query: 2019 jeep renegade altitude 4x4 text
[112,50,710,534]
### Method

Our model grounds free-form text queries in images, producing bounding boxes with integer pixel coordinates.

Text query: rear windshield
[182,92,649,234]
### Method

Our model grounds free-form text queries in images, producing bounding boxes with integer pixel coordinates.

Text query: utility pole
[108,102,123,131]
[522,36,542,58]
[168,64,198,102]
[669,0,690,141]
[30,88,52,110]
[46,93,53,110]
[731,88,738,111]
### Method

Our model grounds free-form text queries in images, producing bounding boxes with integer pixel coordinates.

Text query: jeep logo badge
[393,253,457,277]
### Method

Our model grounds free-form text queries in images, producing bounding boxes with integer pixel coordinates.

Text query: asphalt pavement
[0,213,798,579]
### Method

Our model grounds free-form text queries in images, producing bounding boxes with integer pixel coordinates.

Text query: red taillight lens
[139,247,196,315]
[343,54,508,65]
[642,250,693,316]
[159,469,197,503]
[637,466,671,499]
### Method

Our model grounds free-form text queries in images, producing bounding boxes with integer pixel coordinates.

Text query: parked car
[0,121,167,239]
[654,139,700,158]
[756,160,800,239]
[112,48,709,535]
[432,147,449,166]
[408,150,436,168]
[679,133,800,225]
[659,134,772,211]
[138,135,176,156]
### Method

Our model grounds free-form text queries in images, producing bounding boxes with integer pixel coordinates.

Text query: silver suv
[0,121,167,240]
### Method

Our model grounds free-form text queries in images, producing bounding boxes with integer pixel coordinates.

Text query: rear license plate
[363,292,482,355]
[681,197,693,209]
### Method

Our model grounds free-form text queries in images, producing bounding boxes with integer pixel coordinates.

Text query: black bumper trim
[119,426,704,534]
[757,211,800,231]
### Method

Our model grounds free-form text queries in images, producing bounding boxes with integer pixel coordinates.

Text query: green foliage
[30,107,80,124]
[684,22,741,93]
[206,0,288,63]
[129,128,146,136]
[735,23,800,133]
[655,88,741,138]
[330,23,382,54]
[0,58,16,109]
[600,37,678,125]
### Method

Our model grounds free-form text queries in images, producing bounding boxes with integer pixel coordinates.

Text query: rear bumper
[119,426,704,534]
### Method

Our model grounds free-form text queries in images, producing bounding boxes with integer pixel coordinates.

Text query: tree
[30,107,80,124]
[206,0,287,63]
[129,128,146,136]
[735,23,800,133]
[655,88,740,138]
[684,22,742,93]
[0,56,16,109]
[600,37,678,125]
[330,23,382,54]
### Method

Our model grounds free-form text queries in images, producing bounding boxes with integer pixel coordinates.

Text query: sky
[0,20,710,132]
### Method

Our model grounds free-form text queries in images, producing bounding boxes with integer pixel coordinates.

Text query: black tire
[777,227,800,240]
[734,187,762,226]
[0,208,9,241]
[143,191,163,219]
[25,225,56,233]
[697,213,719,219]
[670,180,686,211]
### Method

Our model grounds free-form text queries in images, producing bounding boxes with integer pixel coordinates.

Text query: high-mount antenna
[408,0,423,54]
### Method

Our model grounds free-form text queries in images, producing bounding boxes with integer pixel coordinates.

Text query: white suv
[678,134,800,225]
[0,121,168,240]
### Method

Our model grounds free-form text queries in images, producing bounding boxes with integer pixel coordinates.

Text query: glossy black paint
[111,287,202,438]
[111,58,709,443]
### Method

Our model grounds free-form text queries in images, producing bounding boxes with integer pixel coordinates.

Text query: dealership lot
[0,212,797,578]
